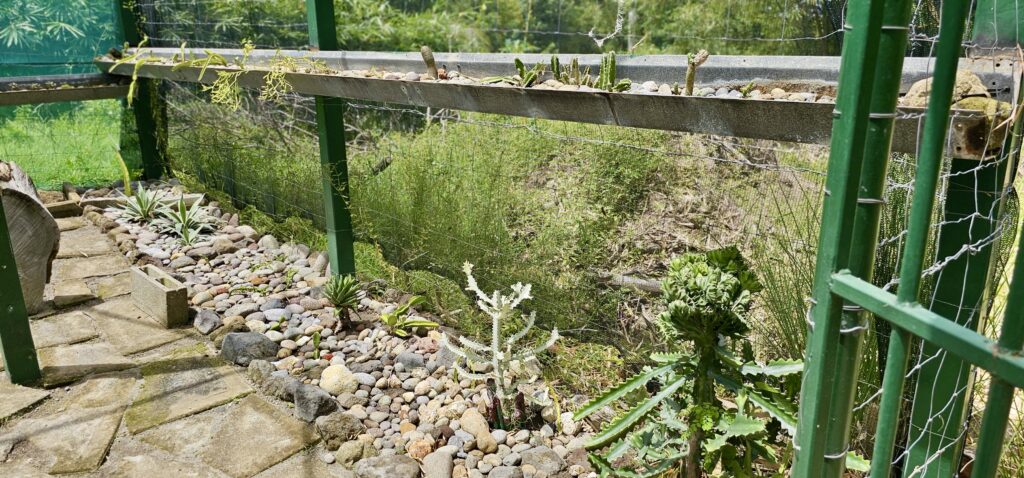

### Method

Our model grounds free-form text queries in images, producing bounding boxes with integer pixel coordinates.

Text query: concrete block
[131,265,188,328]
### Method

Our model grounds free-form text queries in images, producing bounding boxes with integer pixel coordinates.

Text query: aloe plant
[324,274,362,328]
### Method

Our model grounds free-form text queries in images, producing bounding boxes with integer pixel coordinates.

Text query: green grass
[0,101,130,189]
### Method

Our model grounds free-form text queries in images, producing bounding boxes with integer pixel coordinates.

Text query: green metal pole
[306,0,355,276]
[971,194,1024,478]
[821,0,914,475]
[116,0,167,180]
[867,1,972,477]
[901,0,1023,472]
[0,195,41,385]
[792,0,889,474]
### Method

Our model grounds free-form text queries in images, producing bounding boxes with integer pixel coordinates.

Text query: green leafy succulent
[324,274,362,328]
[381,295,438,338]
[119,187,166,223]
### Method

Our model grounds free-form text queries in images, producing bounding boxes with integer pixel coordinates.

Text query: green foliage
[119,187,167,223]
[595,52,631,93]
[311,330,321,359]
[483,58,546,87]
[577,248,796,477]
[324,274,361,327]
[155,195,217,245]
[550,56,596,88]
[380,296,439,338]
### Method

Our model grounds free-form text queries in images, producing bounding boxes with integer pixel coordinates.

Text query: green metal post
[792,0,889,474]
[867,1,972,477]
[0,196,41,384]
[306,0,355,276]
[970,218,1024,478]
[901,0,1023,472]
[821,0,914,475]
[116,0,167,180]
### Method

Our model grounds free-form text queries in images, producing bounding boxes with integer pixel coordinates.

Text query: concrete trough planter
[131,265,188,328]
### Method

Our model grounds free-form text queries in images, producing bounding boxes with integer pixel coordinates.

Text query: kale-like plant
[380,295,439,338]
[155,195,216,245]
[441,263,560,426]
[324,274,362,328]
[576,247,808,478]
[118,187,166,223]
[595,51,631,92]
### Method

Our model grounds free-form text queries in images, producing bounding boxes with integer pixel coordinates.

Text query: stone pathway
[0,218,338,477]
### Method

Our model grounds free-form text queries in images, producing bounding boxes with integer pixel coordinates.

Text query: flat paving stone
[140,395,316,478]
[52,280,97,308]
[254,450,354,478]
[98,441,227,478]
[0,382,49,421]
[55,216,87,232]
[38,342,134,387]
[96,272,131,298]
[56,228,115,258]
[53,254,129,281]
[0,371,137,474]
[85,298,186,355]
[29,310,99,348]
[124,345,252,434]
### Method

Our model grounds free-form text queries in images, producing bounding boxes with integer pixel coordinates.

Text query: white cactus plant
[442,262,560,403]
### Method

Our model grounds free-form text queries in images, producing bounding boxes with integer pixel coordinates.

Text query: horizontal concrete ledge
[97,50,1007,159]
[0,73,129,106]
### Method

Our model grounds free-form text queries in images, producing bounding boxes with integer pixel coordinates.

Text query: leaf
[712,371,799,436]
[846,451,871,472]
[705,413,766,453]
[586,375,688,450]
[574,364,673,421]
[649,352,688,364]
[740,359,804,377]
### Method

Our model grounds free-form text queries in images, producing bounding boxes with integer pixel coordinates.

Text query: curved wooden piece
[0,161,60,314]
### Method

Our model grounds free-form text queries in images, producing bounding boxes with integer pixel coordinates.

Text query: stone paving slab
[124,345,252,434]
[52,280,97,308]
[255,450,354,478]
[140,395,316,478]
[38,342,134,387]
[53,254,129,281]
[29,311,99,349]
[95,272,131,299]
[56,227,116,259]
[0,382,49,421]
[97,440,228,478]
[56,216,87,232]
[85,298,187,355]
[0,371,137,474]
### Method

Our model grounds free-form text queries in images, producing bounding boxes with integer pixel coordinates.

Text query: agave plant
[324,274,362,328]
[154,195,216,246]
[118,188,166,223]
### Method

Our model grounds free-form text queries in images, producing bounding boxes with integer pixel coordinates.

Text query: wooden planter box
[131,265,188,328]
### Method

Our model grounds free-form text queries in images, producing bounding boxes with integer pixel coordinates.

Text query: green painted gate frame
[793,0,1024,477]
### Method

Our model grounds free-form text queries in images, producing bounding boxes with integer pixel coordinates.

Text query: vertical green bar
[821,0,914,475]
[903,157,1008,477]
[867,1,972,476]
[306,0,355,276]
[0,196,41,384]
[902,0,1022,472]
[116,0,167,181]
[792,0,888,474]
